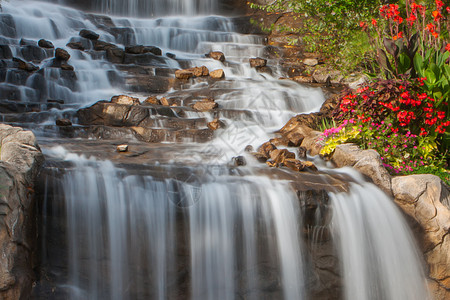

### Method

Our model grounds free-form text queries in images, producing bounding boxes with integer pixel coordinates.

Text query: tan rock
[187,66,209,77]
[249,57,267,68]
[159,97,170,106]
[208,51,225,62]
[392,175,450,299]
[210,69,225,79]
[111,95,140,106]
[143,96,160,105]
[192,100,218,112]
[303,58,319,66]
[175,69,194,79]
[332,144,392,195]
[207,119,221,130]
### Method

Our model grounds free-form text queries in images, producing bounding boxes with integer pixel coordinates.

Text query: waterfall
[1,1,431,299]
[331,182,429,300]
[40,153,307,299]
[93,0,220,16]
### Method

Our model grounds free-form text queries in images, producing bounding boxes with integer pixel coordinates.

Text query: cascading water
[1,1,430,299]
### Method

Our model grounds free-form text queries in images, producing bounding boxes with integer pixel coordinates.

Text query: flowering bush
[320,78,449,181]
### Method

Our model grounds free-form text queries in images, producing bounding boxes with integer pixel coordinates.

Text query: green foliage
[249,0,382,65]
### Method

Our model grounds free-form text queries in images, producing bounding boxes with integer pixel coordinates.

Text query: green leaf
[377,49,393,76]
[413,52,425,77]
[425,69,436,84]
[398,53,411,74]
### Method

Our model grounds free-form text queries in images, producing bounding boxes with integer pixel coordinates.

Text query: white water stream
[0,1,430,299]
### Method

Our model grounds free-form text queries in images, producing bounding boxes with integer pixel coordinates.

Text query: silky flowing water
[0,1,430,299]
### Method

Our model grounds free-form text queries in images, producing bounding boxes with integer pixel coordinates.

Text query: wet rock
[13,58,38,72]
[392,175,450,299]
[111,95,140,106]
[0,45,12,59]
[269,137,290,147]
[251,152,268,162]
[192,100,218,112]
[20,45,48,62]
[303,58,319,66]
[55,48,70,61]
[78,101,149,127]
[159,97,171,106]
[166,53,176,59]
[55,118,72,127]
[106,48,125,64]
[125,45,146,54]
[332,144,392,195]
[249,57,267,68]
[283,158,317,172]
[232,156,246,166]
[189,66,209,77]
[298,146,307,159]
[143,96,160,105]
[258,141,276,158]
[117,144,129,152]
[38,39,54,49]
[66,42,85,51]
[93,40,117,51]
[19,38,36,46]
[175,69,194,80]
[143,46,162,56]
[207,118,221,130]
[79,29,100,40]
[207,51,225,62]
[210,69,225,79]
[255,66,272,74]
[60,63,74,71]
[245,145,254,152]
[269,148,295,164]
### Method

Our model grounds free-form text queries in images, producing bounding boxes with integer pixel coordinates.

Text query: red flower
[432,10,443,22]
[371,18,377,26]
[436,1,444,10]
[446,43,450,52]
[420,128,428,136]
[359,21,368,31]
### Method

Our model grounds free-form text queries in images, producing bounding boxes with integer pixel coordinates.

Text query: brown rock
[60,63,74,71]
[283,159,317,172]
[188,66,209,77]
[38,39,54,49]
[66,42,85,51]
[111,95,140,106]
[79,29,100,40]
[269,137,290,147]
[160,97,170,106]
[207,118,221,130]
[13,58,38,72]
[232,156,246,166]
[210,69,225,79]
[93,40,117,51]
[269,149,295,164]
[249,57,267,68]
[245,145,254,152]
[175,69,194,80]
[208,51,225,62]
[55,48,70,61]
[143,96,160,105]
[266,161,277,167]
[258,141,277,158]
[292,75,313,84]
[192,100,218,112]
[298,146,307,159]
[251,152,268,162]
[55,118,72,127]
[106,48,125,64]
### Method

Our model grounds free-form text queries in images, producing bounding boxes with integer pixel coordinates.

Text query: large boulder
[332,144,392,195]
[0,124,44,300]
[79,29,100,40]
[392,175,450,300]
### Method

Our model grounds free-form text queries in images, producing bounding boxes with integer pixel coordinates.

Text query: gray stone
[332,144,392,195]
